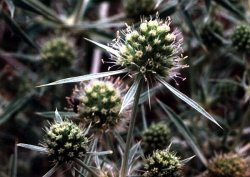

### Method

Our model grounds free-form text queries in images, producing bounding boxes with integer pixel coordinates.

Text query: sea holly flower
[17,110,112,177]
[232,24,250,54]
[67,78,129,132]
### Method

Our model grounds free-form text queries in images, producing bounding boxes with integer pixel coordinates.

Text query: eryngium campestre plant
[143,149,182,177]
[112,16,187,81]
[67,78,127,131]
[207,153,248,177]
[43,121,89,164]
[142,122,170,154]
[41,37,76,69]
[232,24,250,54]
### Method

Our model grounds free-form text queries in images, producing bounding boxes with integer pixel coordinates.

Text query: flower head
[43,121,89,164]
[111,16,187,81]
[41,37,76,69]
[232,24,250,54]
[208,153,248,177]
[142,122,170,154]
[67,77,128,131]
[143,149,182,177]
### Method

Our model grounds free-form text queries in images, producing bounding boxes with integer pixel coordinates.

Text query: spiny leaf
[35,111,78,118]
[43,164,60,177]
[54,109,63,123]
[17,143,48,153]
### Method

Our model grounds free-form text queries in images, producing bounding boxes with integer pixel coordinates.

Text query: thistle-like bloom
[67,78,128,131]
[143,149,183,177]
[111,16,187,81]
[41,37,76,69]
[43,121,89,164]
[232,24,250,54]
[208,153,248,177]
[142,122,170,154]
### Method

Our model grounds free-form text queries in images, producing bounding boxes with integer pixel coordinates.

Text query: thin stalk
[73,0,88,25]
[120,79,143,177]
[75,158,99,177]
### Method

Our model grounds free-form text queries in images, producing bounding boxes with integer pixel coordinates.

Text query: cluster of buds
[112,16,187,81]
[232,24,250,54]
[41,37,76,69]
[143,149,182,177]
[43,121,89,164]
[142,122,170,154]
[67,78,127,131]
[207,153,248,177]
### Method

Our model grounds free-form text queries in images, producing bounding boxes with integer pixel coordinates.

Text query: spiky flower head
[207,153,248,177]
[143,149,182,177]
[142,122,170,154]
[43,121,89,164]
[67,78,127,131]
[112,15,187,81]
[232,24,250,54]
[125,0,156,21]
[200,21,223,48]
[41,37,76,69]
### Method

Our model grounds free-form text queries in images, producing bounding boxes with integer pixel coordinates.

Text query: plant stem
[75,158,100,177]
[120,79,143,177]
[73,0,88,25]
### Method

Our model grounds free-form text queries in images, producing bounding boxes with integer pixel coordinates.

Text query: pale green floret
[232,24,250,54]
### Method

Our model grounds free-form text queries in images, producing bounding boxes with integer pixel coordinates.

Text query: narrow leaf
[181,155,196,164]
[35,111,78,118]
[17,143,48,153]
[157,76,222,128]
[8,145,17,177]
[54,109,63,123]
[157,99,208,166]
[5,0,15,18]
[37,69,127,87]
[120,76,142,113]
[43,164,60,177]
[86,150,113,156]
[205,0,211,12]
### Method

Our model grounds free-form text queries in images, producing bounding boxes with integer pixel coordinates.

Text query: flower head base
[43,121,89,164]
[207,153,248,177]
[232,24,250,54]
[67,78,127,131]
[142,122,170,154]
[41,37,76,69]
[112,16,187,81]
[143,149,182,177]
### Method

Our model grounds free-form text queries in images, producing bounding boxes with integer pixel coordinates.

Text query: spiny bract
[232,24,250,54]
[43,121,89,164]
[112,16,187,81]
[142,122,170,154]
[207,153,248,177]
[143,149,182,177]
[41,37,75,69]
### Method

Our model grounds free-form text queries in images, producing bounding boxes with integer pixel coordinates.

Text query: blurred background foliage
[1,0,250,176]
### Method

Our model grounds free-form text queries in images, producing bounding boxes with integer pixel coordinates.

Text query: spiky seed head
[207,153,248,177]
[41,37,76,69]
[43,121,89,164]
[142,122,170,154]
[67,78,127,131]
[232,24,250,54]
[112,16,187,81]
[124,0,156,21]
[143,149,182,177]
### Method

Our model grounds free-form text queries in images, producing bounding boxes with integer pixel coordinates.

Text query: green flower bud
[43,121,89,164]
[143,149,182,177]
[208,153,248,177]
[232,24,250,54]
[41,37,76,69]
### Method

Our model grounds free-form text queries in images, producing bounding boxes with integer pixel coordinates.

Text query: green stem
[120,79,143,177]
[75,158,99,177]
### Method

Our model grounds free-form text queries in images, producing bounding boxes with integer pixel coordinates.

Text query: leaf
[128,142,141,166]
[86,150,113,156]
[205,0,211,12]
[138,85,161,105]
[35,111,78,118]
[159,1,177,17]
[43,164,60,177]
[156,76,222,128]
[156,99,208,166]
[84,38,120,57]
[17,143,48,153]
[213,0,245,20]
[37,69,128,87]
[8,145,17,177]
[54,109,63,123]
[0,11,39,50]
[181,155,196,164]
[4,0,15,18]
[120,76,143,113]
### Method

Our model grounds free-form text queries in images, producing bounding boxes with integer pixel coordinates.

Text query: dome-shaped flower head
[41,37,76,70]
[208,153,248,177]
[111,15,187,82]
[143,149,183,177]
[232,24,250,54]
[142,122,170,154]
[67,77,128,131]
[43,121,89,164]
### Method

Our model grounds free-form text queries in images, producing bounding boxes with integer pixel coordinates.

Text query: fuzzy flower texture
[113,17,187,81]
[43,121,89,164]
